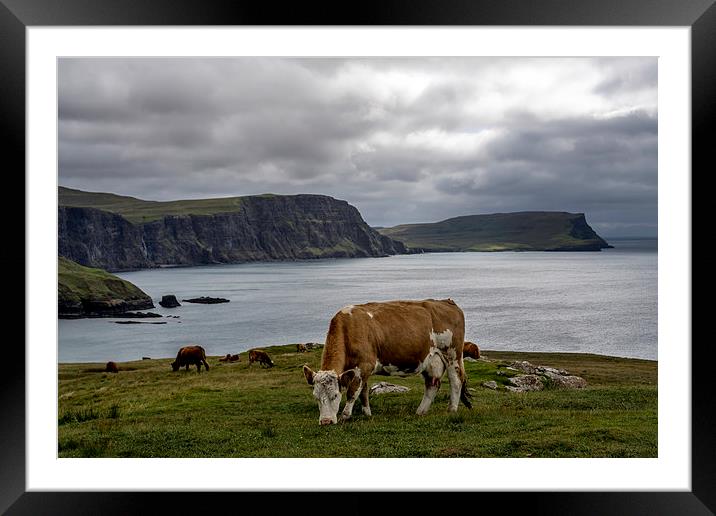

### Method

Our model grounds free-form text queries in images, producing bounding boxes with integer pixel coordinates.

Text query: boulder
[504,361,588,392]
[543,371,588,389]
[506,374,544,392]
[159,295,181,308]
[369,382,410,395]
[182,296,230,304]
[482,380,498,390]
[113,320,167,324]
[509,360,569,377]
[113,311,163,318]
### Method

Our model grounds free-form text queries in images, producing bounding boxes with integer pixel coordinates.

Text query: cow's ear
[339,368,357,389]
[303,365,315,385]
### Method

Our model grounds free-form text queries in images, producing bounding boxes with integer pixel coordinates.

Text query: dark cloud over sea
[59,57,657,237]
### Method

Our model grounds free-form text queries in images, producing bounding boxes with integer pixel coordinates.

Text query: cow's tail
[460,376,473,409]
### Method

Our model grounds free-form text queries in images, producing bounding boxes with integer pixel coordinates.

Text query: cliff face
[59,194,406,271]
[59,206,153,270]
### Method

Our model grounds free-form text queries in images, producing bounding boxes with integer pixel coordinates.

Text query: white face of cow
[303,367,342,425]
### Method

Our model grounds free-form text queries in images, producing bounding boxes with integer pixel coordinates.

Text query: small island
[182,296,230,304]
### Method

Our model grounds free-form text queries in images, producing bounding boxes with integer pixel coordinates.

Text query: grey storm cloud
[58,57,658,237]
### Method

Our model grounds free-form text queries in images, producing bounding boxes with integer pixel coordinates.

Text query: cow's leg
[355,366,373,417]
[185,364,189,371]
[446,350,462,412]
[202,359,209,371]
[341,377,363,421]
[196,362,202,372]
[360,381,372,417]
[416,354,445,415]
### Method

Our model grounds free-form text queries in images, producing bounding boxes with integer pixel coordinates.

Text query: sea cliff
[59,188,406,271]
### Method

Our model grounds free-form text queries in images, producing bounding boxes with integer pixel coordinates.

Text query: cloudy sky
[58,57,657,237]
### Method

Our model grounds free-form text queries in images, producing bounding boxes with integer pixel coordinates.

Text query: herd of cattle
[104,339,479,375]
[103,346,282,373]
[102,299,481,426]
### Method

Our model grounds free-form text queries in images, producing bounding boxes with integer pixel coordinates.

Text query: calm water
[58,239,657,362]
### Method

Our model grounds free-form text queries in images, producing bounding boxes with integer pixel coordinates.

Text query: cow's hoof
[362,407,372,417]
[340,413,352,422]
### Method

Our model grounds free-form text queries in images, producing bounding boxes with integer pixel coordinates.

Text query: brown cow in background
[171,345,209,372]
[463,341,480,360]
[248,349,274,368]
[296,343,307,353]
[105,361,119,373]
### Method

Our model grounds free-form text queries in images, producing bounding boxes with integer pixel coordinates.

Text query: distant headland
[58,186,611,273]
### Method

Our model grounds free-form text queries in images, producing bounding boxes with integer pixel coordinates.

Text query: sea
[58,239,657,363]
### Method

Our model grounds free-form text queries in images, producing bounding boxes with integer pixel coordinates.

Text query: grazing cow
[219,353,240,363]
[171,345,209,372]
[303,298,471,425]
[105,361,119,373]
[463,341,480,360]
[248,349,274,368]
[296,343,307,353]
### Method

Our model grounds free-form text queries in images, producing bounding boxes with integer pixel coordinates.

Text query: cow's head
[303,365,360,425]
[171,360,180,372]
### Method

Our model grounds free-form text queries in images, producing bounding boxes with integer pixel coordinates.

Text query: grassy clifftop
[58,257,154,317]
[59,186,257,224]
[378,211,612,252]
[58,345,656,458]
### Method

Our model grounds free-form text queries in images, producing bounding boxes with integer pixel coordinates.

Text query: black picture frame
[3,0,710,514]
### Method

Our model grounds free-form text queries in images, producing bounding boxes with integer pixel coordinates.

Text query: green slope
[377,211,611,252]
[58,257,154,317]
[58,346,656,458]
[59,186,272,224]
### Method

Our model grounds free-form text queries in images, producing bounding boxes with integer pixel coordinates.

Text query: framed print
[3,0,711,513]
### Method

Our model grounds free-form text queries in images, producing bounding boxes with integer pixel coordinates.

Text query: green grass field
[60,186,284,224]
[58,345,657,458]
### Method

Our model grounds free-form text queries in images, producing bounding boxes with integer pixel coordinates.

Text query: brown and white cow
[296,343,307,353]
[303,299,472,425]
[171,345,209,372]
[463,341,480,360]
[248,349,274,368]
